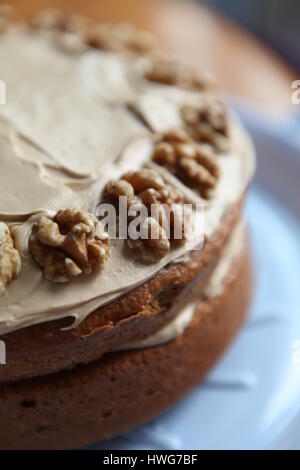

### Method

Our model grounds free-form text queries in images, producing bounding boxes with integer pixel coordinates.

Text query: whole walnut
[104,169,186,262]
[152,129,219,199]
[29,209,109,283]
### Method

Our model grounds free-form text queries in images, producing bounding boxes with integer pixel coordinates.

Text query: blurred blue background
[202,0,300,71]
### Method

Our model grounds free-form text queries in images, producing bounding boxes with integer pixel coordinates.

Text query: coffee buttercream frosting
[0,24,255,335]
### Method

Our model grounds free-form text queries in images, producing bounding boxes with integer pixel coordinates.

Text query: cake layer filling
[0,27,255,335]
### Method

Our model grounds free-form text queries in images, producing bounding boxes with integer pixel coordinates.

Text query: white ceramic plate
[90,104,300,450]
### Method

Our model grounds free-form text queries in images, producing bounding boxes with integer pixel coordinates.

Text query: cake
[0,8,255,449]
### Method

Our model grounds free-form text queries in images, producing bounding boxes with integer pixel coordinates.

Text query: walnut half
[29,209,109,283]
[144,57,214,92]
[181,96,230,152]
[0,222,22,295]
[104,169,186,262]
[152,129,219,199]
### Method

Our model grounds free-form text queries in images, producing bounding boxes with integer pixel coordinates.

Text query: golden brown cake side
[0,240,251,450]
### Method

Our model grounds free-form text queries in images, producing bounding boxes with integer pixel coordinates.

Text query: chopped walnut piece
[103,169,185,262]
[181,97,230,152]
[144,57,213,91]
[152,129,219,198]
[29,209,109,283]
[0,222,22,295]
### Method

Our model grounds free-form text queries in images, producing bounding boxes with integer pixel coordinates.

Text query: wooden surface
[8,0,297,114]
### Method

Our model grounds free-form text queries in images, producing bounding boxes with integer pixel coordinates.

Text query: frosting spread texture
[0,26,255,335]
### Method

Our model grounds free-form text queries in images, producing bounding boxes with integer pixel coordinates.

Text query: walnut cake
[0,8,255,449]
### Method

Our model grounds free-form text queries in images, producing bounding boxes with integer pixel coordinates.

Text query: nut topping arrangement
[29,210,109,283]
[32,9,157,56]
[0,10,232,286]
